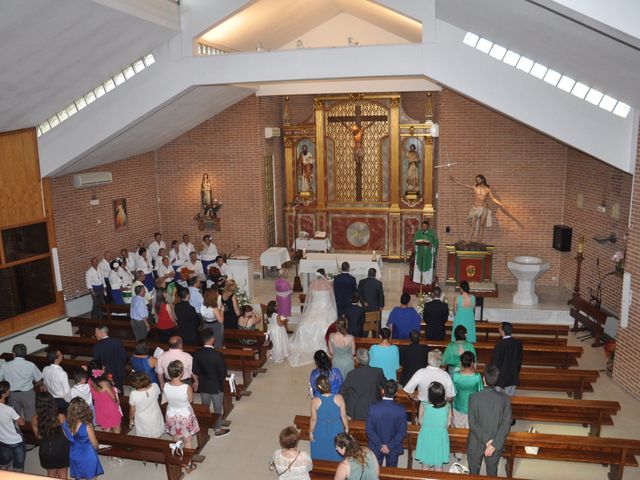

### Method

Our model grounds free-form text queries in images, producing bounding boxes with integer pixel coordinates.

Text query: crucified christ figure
[450,174,509,244]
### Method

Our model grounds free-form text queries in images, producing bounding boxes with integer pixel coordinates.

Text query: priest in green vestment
[412,219,438,285]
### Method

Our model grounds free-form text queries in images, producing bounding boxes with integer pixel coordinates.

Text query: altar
[298,252,382,291]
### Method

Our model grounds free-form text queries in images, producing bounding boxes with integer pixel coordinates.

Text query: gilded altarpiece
[284,93,436,258]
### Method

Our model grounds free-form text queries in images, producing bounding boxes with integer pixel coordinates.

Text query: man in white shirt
[156,255,175,285]
[169,240,183,271]
[200,235,219,276]
[0,381,26,472]
[132,270,153,305]
[42,350,71,412]
[120,248,137,275]
[135,247,154,292]
[185,251,206,282]
[108,261,125,304]
[188,278,204,313]
[97,251,114,304]
[0,344,42,420]
[403,350,456,402]
[148,232,166,267]
[179,234,195,262]
[85,256,105,319]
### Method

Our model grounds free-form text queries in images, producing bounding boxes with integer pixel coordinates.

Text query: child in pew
[87,360,123,434]
[70,369,95,424]
[163,360,199,472]
[267,300,290,363]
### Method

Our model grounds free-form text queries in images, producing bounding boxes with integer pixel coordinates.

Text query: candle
[302,248,306,258]
[372,250,376,258]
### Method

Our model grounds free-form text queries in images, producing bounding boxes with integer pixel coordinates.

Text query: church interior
[1,0,640,478]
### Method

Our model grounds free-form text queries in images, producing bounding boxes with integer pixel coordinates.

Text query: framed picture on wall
[113,198,128,229]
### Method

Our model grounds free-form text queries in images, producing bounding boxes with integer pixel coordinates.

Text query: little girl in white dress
[267,300,290,363]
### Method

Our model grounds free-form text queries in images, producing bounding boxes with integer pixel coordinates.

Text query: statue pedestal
[445,244,495,285]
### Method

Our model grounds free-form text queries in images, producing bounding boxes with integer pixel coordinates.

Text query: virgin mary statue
[288,270,337,367]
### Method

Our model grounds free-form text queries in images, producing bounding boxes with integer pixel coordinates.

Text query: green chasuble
[413,228,439,272]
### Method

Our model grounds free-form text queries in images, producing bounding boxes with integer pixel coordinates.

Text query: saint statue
[201,173,214,216]
[451,174,508,243]
[298,144,314,192]
[413,219,438,285]
[405,143,420,193]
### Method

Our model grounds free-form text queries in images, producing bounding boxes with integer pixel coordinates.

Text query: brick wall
[559,149,632,313]
[50,153,161,296]
[612,126,640,399]
[436,90,567,286]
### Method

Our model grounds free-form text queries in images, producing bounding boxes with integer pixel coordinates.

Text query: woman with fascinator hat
[288,269,338,367]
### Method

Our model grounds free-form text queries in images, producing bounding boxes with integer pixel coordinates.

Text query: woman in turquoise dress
[452,351,483,428]
[442,325,477,375]
[415,381,451,471]
[333,432,380,480]
[310,376,348,462]
[452,280,476,343]
[62,398,104,480]
[369,327,400,381]
[328,317,355,379]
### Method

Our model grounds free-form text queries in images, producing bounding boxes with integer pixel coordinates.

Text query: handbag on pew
[448,462,470,474]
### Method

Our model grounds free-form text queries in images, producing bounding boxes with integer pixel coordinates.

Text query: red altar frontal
[445,244,496,284]
[283,92,438,258]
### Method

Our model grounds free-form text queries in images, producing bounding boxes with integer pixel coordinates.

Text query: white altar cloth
[259,247,291,269]
[293,238,332,252]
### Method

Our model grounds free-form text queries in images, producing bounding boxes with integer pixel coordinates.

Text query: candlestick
[577,236,584,254]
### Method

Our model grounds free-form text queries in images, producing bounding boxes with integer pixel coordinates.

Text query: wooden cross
[328,104,387,201]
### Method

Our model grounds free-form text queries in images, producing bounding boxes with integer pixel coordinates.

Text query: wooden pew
[309,459,527,480]
[20,423,198,480]
[354,337,582,368]
[439,321,570,344]
[68,316,271,367]
[36,333,260,392]
[396,390,620,436]
[294,415,640,480]
[0,353,236,420]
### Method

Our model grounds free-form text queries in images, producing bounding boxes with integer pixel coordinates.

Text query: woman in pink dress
[88,360,123,433]
[275,268,293,317]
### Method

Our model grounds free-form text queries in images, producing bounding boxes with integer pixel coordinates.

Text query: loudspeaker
[553,225,572,252]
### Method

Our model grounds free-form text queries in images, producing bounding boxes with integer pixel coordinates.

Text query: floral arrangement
[612,250,625,273]
[415,289,448,315]
[234,284,252,309]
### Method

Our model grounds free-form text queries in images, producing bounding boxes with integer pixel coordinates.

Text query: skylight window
[461,32,632,119]
[37,53,156,137]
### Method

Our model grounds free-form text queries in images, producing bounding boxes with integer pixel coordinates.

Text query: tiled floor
[21,263,640,479]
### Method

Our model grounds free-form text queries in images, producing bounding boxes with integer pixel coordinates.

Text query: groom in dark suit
[92,325,128,393]
[358,268,385,312]
[333,262,357,317]
[366,380,407,467]
[423,286,449,340]
[467,365,512,476]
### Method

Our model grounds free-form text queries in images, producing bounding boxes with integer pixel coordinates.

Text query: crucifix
[328,104,387,201]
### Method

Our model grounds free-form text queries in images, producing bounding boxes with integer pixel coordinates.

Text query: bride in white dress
[288,270,337,367]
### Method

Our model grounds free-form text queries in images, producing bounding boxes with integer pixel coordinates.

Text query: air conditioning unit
[264,127,281,139]
[73,172,113,188]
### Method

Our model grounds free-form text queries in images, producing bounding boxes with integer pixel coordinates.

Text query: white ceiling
[200,0,421,51]
[0,0,179,132]
[52,85,254,176]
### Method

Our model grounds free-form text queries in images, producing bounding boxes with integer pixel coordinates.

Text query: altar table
[293,238,332,252]
[299,253,382,291]
[259,247,291,269]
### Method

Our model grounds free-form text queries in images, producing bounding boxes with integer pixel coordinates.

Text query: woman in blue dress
[309,376,348,462]
[452,280,476,343]
[309,350,343,397]
[130,340,159,386]
[415,381,451,471]
[369,327,400,381]
[62,398,104,480]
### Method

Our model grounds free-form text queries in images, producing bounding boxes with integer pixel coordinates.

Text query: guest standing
[193,328,230,438]
[199,235,219,276]
[491,322,523,397]
[187,278,204,314]
[369,327,400,381]
[452,351,483,429]
[343,293,365,338]
[200,289,224,349]
[128,372,164,438]
[0,343,42,421]
[386,293,421,340]
[333,262,357,317]
[398,330,429,386]
[70,370,94,418]
[238,305,262,344]
[221,279,241,330]
[275,268,293,317]
[423,286,449,340]
[270,426,312,480]
[88,361,122,433]
[452,280,476,343]
[357,268,385,313]
[467,365,512,476]
[328,317,355,380]
[130,340,159,386]
[415,381,451,471]
[0,381,26,473]
[136,247,155,293]
[339,349,385,421]
[309,350,343,397]
[156,337,194,389]
[130,285,151,341]
[333,432,380,480]
[309,376,348,462]
[267,300,290,363]
[32,392,69,479]
[365,380,407,467]
[62,398,104,480]
[442,325,477,375]
[403,350,455,403]
[92,325,127,394]
[108,261,125,305]
[42,350,71,413]
[85,257,105,319]
[154,287,178,343]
